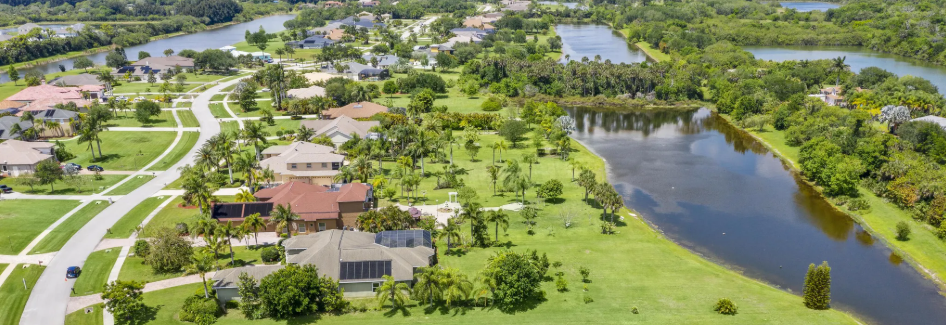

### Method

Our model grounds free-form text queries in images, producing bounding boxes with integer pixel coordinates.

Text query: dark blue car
[66,266,81,278]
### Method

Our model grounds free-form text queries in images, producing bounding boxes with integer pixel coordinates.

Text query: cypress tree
[803,261,831,309]
[803,263,817,308]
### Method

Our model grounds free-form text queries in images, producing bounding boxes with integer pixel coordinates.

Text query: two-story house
[258,141,344,186]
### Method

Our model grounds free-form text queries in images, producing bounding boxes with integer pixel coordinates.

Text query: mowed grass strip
[65,303,103,325]
[103,175,155,195]
[0,265,45,325]
[209,103,232,118]
[30,200,110,254]
[147,131,199,171]
[118,246,262,284]
[106,197,167,239]
[63,131,178,170]
[0,200,82,255]
[71,249,120,296]
[0,174,127,195]
[104,111,178,128]
[176,110,200,128]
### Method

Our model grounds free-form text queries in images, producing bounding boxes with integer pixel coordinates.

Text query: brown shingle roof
[322,101,387,119]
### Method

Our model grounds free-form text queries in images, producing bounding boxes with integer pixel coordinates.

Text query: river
[744,46,946,94]
[556,24,646,64]
[779,2,841,12]
[0,14,296,83]
[568,107,946,324]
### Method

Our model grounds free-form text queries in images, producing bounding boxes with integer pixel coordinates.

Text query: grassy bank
[0,265,45,325]
[722,114,946,289]
[634,41,671,62]
[29,200,109,254]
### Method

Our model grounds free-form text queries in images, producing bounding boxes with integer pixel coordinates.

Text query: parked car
[87,165,104,172]
[66,266,81,278]
[0,185,12,193]
[65,163,81,170]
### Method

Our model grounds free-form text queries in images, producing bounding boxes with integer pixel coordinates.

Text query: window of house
[298,222,306,233]
[1,165,6,172]
[372,282,381,292]
[318,222,326,231]
[321,163,327,168]
[306,163,312,168]
[332,162,340,170]
[291,164,297,169]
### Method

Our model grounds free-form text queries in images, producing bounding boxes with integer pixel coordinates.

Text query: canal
[568,107,946,325]
[0,14,296,83]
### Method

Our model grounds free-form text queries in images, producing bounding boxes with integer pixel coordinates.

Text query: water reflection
[568,106,946,325]
[556,24,647,64]
[778,2,841,12]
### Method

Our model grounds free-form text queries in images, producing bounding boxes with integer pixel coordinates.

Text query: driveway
[19,77,242,325]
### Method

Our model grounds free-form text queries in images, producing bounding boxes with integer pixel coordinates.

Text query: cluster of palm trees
[576,168,624,224]
[377,266,476,310]
[438,202,510,248]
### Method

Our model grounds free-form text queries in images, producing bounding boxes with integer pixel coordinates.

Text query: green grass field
[102,175,154,195]
[235,100,274,117]
[29,200,109,254]
[211,94,230,102]
[63,131,178,170]
[147,131,200,171]
[176,110,199,127]
[0,265,45,325]
[0,174,126,195]
[118,245,263,284]
[230,39,322,60]
[210,103,233,118]
[106,197,168,239]
[71,249,120,297]
[110,82,202,95]
[0,200,82,255]
[635,41,671,62]
[220,121,240,134]
[104,111,178,128]
[65,303,103,325]
[745,123,946,288]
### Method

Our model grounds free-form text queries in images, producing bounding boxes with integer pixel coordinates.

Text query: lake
[568,107,946,325]
[538,1,583,9]
[0,14,296,83]
[555,24,647,64]
[779,2,841,12]
[744,46,946,94]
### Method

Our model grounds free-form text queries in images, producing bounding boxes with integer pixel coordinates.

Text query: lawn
[71,249,120,297]
[210,103,233,118]
[261,119,302,136]
[106,196,168,239]
[63,131,178,170]
[235,100,274,117]
[366,72,488,114]
[118,245,264,284]
[110,82,202,94]
[176,110,199,127]
[0,265,45,325]
[65,303,103,325]
[745,123,946,288]
[0,174,126,195]
[29,200,110,254]
[139,197,199,237]
[220,121,240,134]
[103,175,155,195]
[104,111,178,128]
[231,39,322,59]
[0,200,81,255]
[210,94,230,102]
[147,131,200,171]
[634,41,671,62]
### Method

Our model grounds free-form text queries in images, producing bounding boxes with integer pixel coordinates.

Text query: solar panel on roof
[44,110,55,117]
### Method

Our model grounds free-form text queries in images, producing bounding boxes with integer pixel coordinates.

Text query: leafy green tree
[101,280,146,323]
[803,261,831,310]
[6,65,19,85]
[35,159,64,191]
[259,264,343,319]
[106,50,128,68]
[237,82,259,112]
[238,272,264,319]
[520,204,538,233]
[134,100,161,124]
[408,88,436,117]
[138,51,151,60]
[73,57,94,72]
[896,221,911,241]
[145,227,193,273]
[481,250,546,310]
[499,120,528,148]
[434,52,458,71]
[538,179,563,200]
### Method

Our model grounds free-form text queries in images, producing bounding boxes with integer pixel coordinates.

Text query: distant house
[0,140,55,177]
[303,72,338,83]
[0,116,33,140]
[429,43,454,54]
[309,22,344,35]
[501,0,531,11]
[322,1,344,8]
[288,35,335,49]
[48,74,105,87]
[321,101,388,119]
[325,28,346,41]
[287,85,327,99]
[333,15,386,30]
[210,181,373,232]
[463,18,496,32]
[230,51,272,61]
[357,68,389,81]
[358,0,380,7]
[451,27,490,38]
[362,54,399,69]
[112,55,195,79]
[258,141,345,185]
[283,229,435,297]
[18,23,41,34]
[301,115,381,148]
[809,86,859,107]
[0,33,13,42]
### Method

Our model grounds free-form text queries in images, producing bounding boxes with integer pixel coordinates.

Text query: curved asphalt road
[19,77,242,325]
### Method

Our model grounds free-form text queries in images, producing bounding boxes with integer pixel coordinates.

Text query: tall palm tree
[568,157,582,181]
[496,140,509,162]
[350,156,374,183]
[296,125,314,141]
[242,121,270,161]
[413,267,443,307]
[460,202,483,238]
[235,189,256,202]
[270,204,300,238]
[185,250,215,298]
[832,56,848,87]
[522,153,537,182]
[241,213,267,246]
[203,232,226,270]
[487,165,501,195]
[195,145,217,170]
[486,209,509,242]
[233,151,258,187]
[376,275,410,310]
[438,217,462,249]
[441,268,472,307]
[217,221,240,266]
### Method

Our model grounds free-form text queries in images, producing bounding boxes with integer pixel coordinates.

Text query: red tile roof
[6,84,83,102]
[322,101,388,119]
[254,182,371,221]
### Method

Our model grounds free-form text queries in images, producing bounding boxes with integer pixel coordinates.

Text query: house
[0,100,26,113]
[258,141,345,185]
[911,116,946,131]
[358,68,389,81]
[0,140,55,176]
[321,101,388,119]
[808,86,858,107]
[20,98,94,112]
[54,23,84,38]
[451,27,490,38]
[501,0,531,11]
[0,34,13,42]
[287,35,335,49]
[429,43,454,54]
[301,115,381,148]
[309,22,345,35]
[18,23,41,34]
[287,85,327,99]
[48,74,105,88]
[212,265,285,303]
[322,1,344,8]
[283,229,434,297]
[358,0,380,7]
[112,55,195,79]
[463,18,496,32]
[20,109,79,137]
[210,181,374,232]
[303,72,338,83]
[5,84,100,106]
[333,16,386,30]
[230,51,272,61]
[362,54,399,69]
[0,116,32,140]
[325,28,346,41]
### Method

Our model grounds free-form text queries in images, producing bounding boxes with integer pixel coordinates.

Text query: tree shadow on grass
[118,304,160,325]
[90,153,123,164]
[497,295,546,315]
[382,305,412,317]
[286,314,320,325]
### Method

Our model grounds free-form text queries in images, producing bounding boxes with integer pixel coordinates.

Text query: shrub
[481,99,502,111]
[556,275,568,292]
[803,262,831,309]
[579,266,590,283]
[600,222,616,235]
[583,296,593,304]
[179,295,219,324]
[261,246,281,263]
[194,283,216,298]
[714,298,737,315]
[847,198,870,211]
[896,221,911,241]
[175,222,189,235]
[552,261,563,268]
[225,300,239,309]
[631,306,640,314]
[132,239,150,258]
[538,179,564,200]
[276,130,284,137]
[937,223,946,240]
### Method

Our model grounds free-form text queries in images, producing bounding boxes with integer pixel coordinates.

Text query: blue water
[779,2,841,12]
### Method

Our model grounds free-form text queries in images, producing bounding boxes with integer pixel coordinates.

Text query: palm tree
[441,268,472,307]
[350,156,374,183]
[270,204,300,238]
[496,140,509,163]
[241,213,267,246]
[413,267,443,307]
[217,221,240,266]
[233,151,258,187]
[487,165,501,195]
[185,250,215,298]
[486,209,509,242]
[438,217,462,249]
[832,56,848,87]
[297,125,314,141]
[203,233,226,270]
[522,153,538,182]
[195,145,217,170]
[568,157,582,181]
[376,275,411,310]
[260,166,275,188]
[235,189,256,202]
[242,121,270,161]
[460,202,483,238]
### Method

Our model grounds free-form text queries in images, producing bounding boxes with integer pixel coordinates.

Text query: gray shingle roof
[211,265,285,288]
[283,229,434,283]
